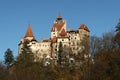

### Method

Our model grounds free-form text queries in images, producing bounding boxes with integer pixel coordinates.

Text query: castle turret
[24,24,35,41]
[51,15,66,38]
[18,24,36,54]
[78,24,90,39]
[78,24,90,32]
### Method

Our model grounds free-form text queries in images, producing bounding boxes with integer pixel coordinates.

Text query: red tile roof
[52,36,57,43]
[60,29,67,36]
[25,24,34,37]
[51,21,65,32]
[24,39,31,43]
[42,39,51,42]
[79,24,90,32]
[57,15,62,19]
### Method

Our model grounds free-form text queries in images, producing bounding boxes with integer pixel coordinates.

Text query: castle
[18,15,90,61]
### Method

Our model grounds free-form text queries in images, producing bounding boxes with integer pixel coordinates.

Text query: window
[75,37,76,39]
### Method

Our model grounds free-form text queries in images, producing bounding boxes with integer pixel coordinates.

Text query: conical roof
[57,15,62,19]
[25,24,34,37]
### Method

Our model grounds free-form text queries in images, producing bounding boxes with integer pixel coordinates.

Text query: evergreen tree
[114,19,120,47]
[115,19,120,32]
[17,41,34,66]
[58,42,63,65]
[4,48,14,68]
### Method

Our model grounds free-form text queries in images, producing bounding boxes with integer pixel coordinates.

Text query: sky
[0,0,120,60]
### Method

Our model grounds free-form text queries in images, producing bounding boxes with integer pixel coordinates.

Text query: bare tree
[90,36,102,56]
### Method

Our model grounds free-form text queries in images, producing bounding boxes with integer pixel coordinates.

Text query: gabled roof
[51,21,65,32]
[79,24,90,32]
[25,24,34,37]
[51,15,65,32]
[60,29,67,36]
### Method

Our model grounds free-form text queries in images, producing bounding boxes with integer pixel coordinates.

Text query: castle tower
[18,24,36,54]
[51,15,66,39]
[78,24,90,40]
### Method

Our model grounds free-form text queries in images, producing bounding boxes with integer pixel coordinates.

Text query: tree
[17,41,34,66]
[81,35,91,80]
[4,48,14,68]
[115,19,120,32]
[101,32,115,51]
[10,41,35,80]
[114,19,120,47]
[91,31,120,80]
[58,41,63,65]
[90,36,102,55]
[0,61,8,79]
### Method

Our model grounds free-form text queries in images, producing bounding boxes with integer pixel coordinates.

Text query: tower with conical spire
[18,24,37,54]
[24,24,35,41]
[25,24,34,37]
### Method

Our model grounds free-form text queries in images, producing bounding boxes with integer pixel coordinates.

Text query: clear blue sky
[0,0,120,60]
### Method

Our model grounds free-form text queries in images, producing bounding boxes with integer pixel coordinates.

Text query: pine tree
[17,41,34,66]
[4,48,14,68]
[58,41,63,65]
[115,19,120,32]
[114,19,120,47]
